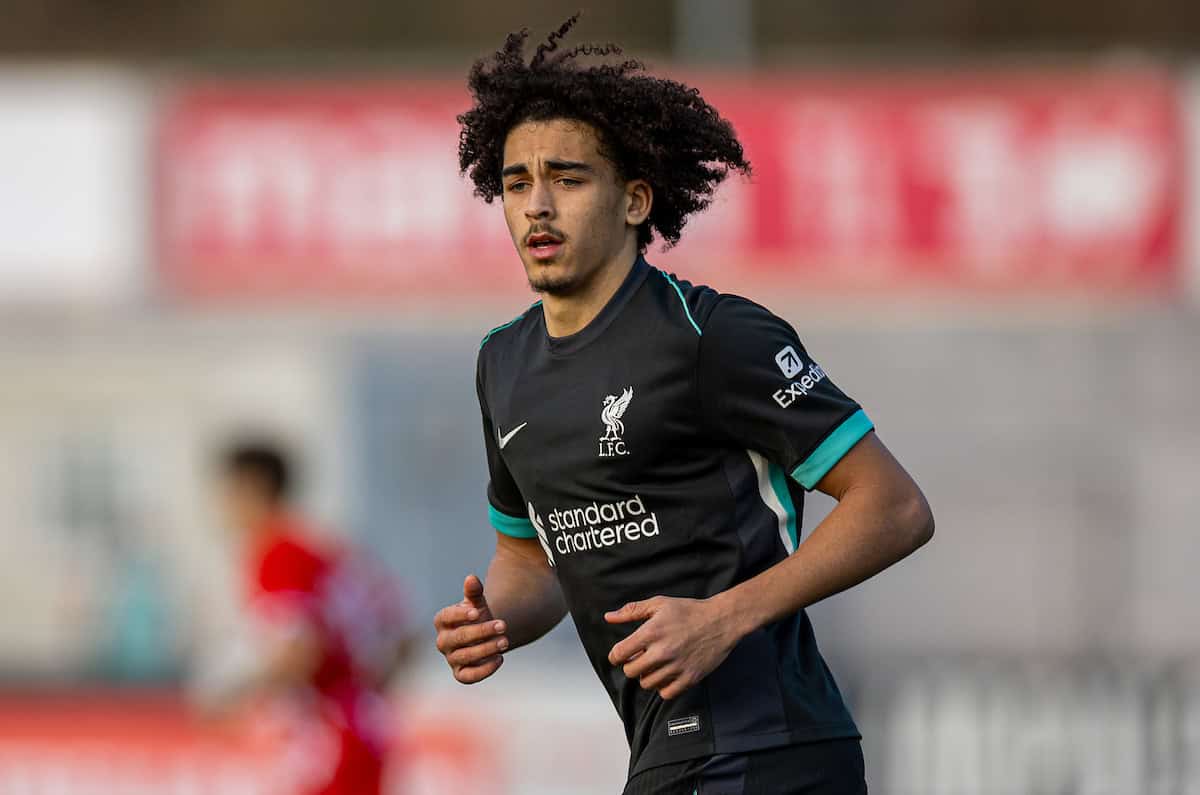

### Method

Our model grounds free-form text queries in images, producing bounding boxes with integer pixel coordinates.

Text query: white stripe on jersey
[747,449,796,555]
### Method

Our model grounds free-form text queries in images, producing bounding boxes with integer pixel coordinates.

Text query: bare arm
[711,431,933,633]
[608,432,933,699]
[482,532,568,648]
[434,532,566,684]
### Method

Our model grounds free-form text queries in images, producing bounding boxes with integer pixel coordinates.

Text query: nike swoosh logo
[497,422,528,450]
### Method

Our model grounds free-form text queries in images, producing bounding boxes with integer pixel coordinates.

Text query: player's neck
[246,504,287,538]
[542,247,638,338]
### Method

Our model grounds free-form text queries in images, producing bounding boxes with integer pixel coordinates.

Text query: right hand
[433,574,509,684]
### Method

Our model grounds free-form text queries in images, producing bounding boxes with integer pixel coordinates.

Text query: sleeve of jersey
[257,540,324,596]
[697,297,875,490]
[252,540,326,630]
[476,356,536,539]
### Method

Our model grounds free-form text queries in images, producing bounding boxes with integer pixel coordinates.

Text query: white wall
[0,66,148,305]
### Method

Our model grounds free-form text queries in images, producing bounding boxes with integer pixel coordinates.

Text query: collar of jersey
[542,255,651,357]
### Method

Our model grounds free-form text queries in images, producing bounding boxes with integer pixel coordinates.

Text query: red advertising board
[157,71,1182,302]
[0,691,504,795]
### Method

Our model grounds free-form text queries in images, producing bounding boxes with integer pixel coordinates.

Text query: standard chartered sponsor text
[546,494,660,555]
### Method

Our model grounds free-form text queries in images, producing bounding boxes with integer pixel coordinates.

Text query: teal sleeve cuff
[489,504,536,538]
[791,409,875,490]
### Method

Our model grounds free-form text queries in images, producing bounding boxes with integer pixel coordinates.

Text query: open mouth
[527,233,564,260]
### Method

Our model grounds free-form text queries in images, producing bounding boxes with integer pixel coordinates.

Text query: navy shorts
[623,738,868,795]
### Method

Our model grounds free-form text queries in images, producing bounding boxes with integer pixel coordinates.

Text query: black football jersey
[475,256,872,777]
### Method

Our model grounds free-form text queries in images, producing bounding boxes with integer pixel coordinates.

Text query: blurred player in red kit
[196,440,415,795]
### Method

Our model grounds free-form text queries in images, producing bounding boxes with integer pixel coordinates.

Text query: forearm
[715,485,933,638]
[484,542,567,649]
[193,628,317,716]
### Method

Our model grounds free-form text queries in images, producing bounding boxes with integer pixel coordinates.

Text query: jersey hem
[627,722,862,779]
[488,504,536,538]
[790,409,874,490]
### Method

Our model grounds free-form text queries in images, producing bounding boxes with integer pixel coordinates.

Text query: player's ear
[624,179,652,227]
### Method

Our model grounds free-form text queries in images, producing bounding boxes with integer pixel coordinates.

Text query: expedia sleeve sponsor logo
[772,361,828,408]
[775,346,804,378]
[538,495,661,557]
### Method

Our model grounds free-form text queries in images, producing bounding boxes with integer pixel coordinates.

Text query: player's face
[220,474,270,538]
[500,119,647,297]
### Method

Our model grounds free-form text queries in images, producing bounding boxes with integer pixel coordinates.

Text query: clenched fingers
[658,674,696,701]
[436,620,507,654]
[609,624,657,666]
[434,603,480,631]
[622,648,666,680]
[446,636,510,667]
[638,665,678,692]
[454,654,504,684]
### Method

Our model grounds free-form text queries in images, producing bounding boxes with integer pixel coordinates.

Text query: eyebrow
[501,159,596,178]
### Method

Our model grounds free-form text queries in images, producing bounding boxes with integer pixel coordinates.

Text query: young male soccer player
[202,441,413,795]
[433,17,935,794]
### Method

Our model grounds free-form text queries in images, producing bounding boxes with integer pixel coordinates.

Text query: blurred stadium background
[2,1,1199,793]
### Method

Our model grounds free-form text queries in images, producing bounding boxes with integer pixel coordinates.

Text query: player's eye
[558,177,582,187]
[506,181,530,193]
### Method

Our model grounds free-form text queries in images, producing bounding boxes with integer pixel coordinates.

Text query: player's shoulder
[477,298,544,369]
[257,532,331,594]
[642,265,716,337]
[643,263,780,337]
[479,299,543,351]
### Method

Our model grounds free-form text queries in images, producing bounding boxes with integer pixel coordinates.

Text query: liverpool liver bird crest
[600,387,634,441]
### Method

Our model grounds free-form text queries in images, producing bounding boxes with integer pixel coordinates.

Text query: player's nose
[524,179,555,220]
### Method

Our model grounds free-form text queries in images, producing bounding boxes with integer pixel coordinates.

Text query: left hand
[605,595,742,701]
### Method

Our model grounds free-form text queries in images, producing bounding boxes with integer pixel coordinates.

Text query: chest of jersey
[490,333,703,500]
[491,331,722,586]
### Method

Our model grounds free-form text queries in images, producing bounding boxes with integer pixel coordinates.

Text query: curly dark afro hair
[457,14,751,252]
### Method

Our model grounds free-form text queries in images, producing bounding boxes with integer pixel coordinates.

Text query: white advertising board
[0,66,148,304]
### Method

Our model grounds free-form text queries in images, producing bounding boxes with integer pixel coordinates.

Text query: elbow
[895,488,934,552]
